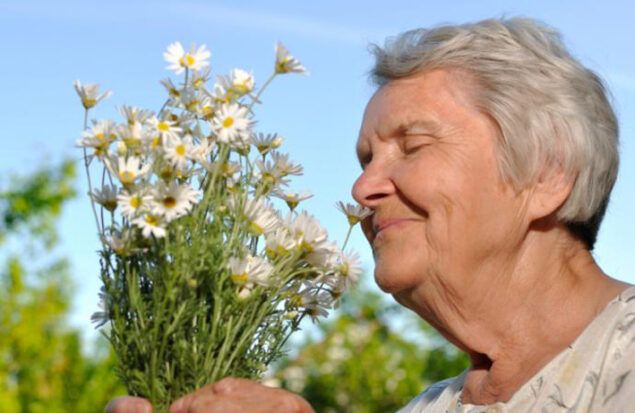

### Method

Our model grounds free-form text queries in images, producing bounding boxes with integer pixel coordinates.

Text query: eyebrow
[356,116,443,168]
[396,118,442,135]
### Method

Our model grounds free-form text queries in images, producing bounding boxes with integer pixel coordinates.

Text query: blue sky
[1,0,634,342]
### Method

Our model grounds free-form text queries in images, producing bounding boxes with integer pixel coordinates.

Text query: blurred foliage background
[0,160,468,412]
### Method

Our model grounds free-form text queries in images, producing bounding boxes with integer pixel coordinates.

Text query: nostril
[366,193,387,201]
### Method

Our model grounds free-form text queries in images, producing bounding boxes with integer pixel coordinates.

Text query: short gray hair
[370,17,619,249]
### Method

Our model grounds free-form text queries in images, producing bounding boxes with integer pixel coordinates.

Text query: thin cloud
[174,2,388,45]
[0,1,389,46]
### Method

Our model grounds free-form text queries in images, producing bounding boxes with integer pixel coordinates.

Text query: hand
[105,396,152,413]
[105,378,314,413]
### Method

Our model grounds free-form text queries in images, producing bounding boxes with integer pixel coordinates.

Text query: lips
[373,218,418,236]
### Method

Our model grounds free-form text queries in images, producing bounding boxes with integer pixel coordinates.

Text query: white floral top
[398,285,635,413]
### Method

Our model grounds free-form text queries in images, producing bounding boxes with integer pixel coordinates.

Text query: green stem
[341,224,354,251]
[81,109,104,241]
[247,72,277,112]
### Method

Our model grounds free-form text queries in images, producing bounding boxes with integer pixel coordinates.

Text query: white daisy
[229,196,279,236]
[209,82,233,105]
[332,250,363,291]
[150,181,201,222]
[149,116,182,143]
[219,68,255,95]
[74,79,113,109]
[305,240,339,268]
[117,188,152,219]
[211,103,250,145]
[189,137,215,167]
[76,120,117,159]
[105,156,150,186]
[251,133,283,155]
[274,42,307,74]
[271,151,303,176]
[103,227,139,256]
[161,77,182,102]
[133,214,167,239]
[286,211,329,255]
[163,41,211,74]
[163,134,195,171]
[273,190,313,210]
[265,228,297,259]
[227,255,275,287]
[117,122,144,153]
[89,185,119,212]
[191,67,212,89]
[254,158,290,192]
[295,288,332,320]
[335,201,374,226]
[119,105,153,126]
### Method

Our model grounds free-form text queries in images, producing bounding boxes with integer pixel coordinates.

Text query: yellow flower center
[179,54,196,67]
[157,121,170,132]
[162,196,177,209]
[120,171,135,184]
[231,273,248,284]
[82,98,97,109]
[95,132,104,140]
[130,197,141,209]
[276,57,291,73]
[186,99,200,112]
[160,169,173,180]
[152,137,161,148]
[249,222,264,236]
[223,117,234,128]
[176,144,186,156]
[339,263,350,277]
[145,215,159,226]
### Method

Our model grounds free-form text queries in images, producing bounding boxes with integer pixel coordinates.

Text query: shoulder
[397,372,466,413]
[593,285,635,411]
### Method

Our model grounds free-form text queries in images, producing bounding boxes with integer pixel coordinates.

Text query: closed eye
[402,135,434,154]
[358,153,372,170]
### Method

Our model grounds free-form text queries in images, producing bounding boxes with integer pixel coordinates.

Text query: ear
[526,164,575,221]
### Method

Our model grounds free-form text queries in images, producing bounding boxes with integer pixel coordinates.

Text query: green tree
[273,288,469,413]
[0,160,126,412]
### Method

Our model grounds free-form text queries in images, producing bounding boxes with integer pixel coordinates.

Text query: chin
[373,264,416,294]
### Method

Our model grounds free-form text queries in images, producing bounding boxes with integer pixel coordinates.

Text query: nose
[351,161,395,208]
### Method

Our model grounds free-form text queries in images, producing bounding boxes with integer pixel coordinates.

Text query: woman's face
[352,69,530,297]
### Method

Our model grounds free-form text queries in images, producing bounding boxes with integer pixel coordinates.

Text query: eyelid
[402,134,434,154]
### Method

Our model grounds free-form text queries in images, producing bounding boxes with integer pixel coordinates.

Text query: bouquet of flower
[75,41,371,412]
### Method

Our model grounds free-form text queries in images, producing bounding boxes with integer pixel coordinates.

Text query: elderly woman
[110,17,634,413]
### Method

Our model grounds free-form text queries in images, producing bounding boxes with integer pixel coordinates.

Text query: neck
[395,226,629,405]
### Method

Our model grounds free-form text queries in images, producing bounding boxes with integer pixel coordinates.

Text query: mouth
[373,218,418,238]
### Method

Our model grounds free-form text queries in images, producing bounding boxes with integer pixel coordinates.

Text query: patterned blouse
[398,285,635,413]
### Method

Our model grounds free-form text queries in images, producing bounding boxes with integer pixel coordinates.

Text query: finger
[105,396,153,413]
[169,378,255,413]
[211,377,258,395]
[169,386,208,413]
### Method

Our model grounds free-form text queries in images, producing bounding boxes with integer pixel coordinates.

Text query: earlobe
[527,165,575,221]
